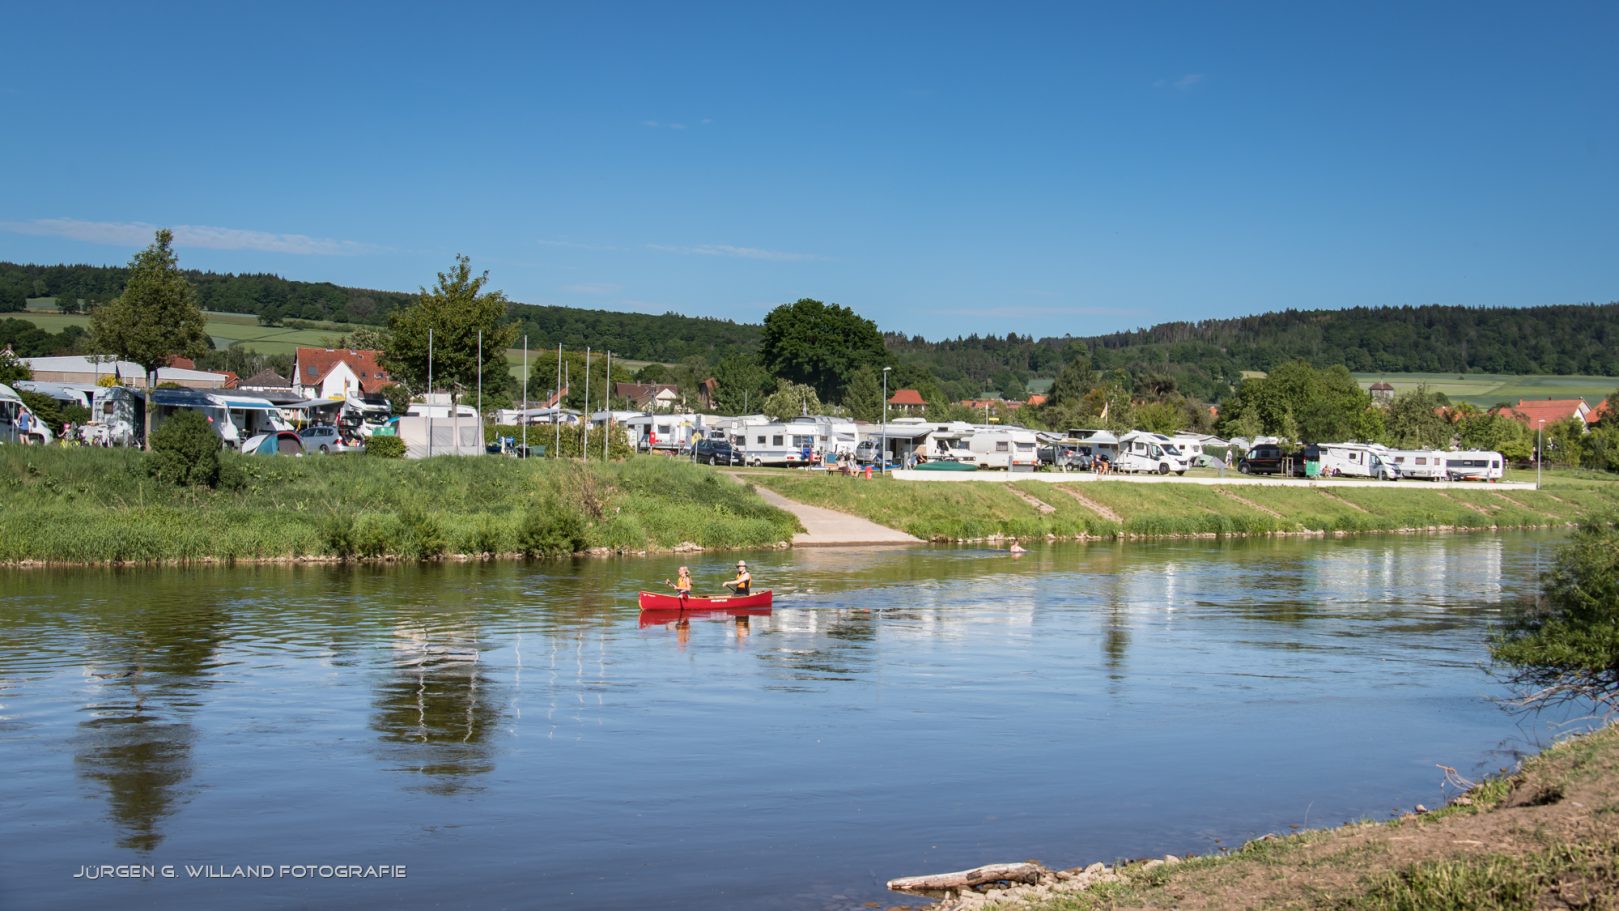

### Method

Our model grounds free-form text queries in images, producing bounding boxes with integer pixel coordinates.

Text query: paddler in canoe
[673,565,694,597]
[723,560,751,596]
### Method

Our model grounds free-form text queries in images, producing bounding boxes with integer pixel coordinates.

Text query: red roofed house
[888,388,926,415]
[1591,399,1613,426]
[613,382,682,411]
[292,348,391,400]
[1501,398,1593,430]
[1026,394,1048,407]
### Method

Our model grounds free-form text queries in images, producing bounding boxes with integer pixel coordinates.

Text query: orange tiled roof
[888,388,926,406]
[294,348,391,393]
[1504,398,1591,427]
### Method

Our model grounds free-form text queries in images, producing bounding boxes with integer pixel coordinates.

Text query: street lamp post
[882,366,891,475]
[1537,419,1545,490]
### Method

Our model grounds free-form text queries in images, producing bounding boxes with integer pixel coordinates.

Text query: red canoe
[639,605,772,628]
[638,590,773,611]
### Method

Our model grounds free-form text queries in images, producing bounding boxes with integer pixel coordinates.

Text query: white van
[1445,450,1505,481]
[1115,431,1190,475]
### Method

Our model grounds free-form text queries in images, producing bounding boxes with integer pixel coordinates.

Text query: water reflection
[71,593,230,851]
[373,622,502,795]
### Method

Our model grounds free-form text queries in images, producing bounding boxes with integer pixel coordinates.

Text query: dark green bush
[397,506,446,559]
[148,411,222,487]
[517,499,587,559]
[1493,518,1619,712]
[365,436,406,459]
[321,513,357,559]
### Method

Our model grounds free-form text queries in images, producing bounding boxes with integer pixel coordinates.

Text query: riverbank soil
[934,724,1619,911]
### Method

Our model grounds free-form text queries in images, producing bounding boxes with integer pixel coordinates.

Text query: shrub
[517,499,587,559]
[366,436,406,459]
[148,411,222,487]
[397,506,446,559]
[321,513,357,559]
[1493,517,1619,713]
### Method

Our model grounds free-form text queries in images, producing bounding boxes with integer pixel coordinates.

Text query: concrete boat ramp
[729,474,921,547]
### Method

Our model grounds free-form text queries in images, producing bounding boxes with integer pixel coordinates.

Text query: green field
[20,305,360,356]
[16,304,653,383]
[1354,372,1619,407]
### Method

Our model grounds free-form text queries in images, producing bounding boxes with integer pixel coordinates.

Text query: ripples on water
[0,533,1575,911]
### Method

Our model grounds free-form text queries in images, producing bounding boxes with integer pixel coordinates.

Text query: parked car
[1038,442,1093,472]
[1238,444,1289,475]
[691,437,744,466]
[241,431,305,456]
[298,424,346,453]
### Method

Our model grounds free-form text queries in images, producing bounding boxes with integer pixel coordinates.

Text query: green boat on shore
[912,459,978,472]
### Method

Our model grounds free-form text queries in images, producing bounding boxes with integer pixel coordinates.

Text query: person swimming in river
[1008,540,1027,554]
[723,560,751,596]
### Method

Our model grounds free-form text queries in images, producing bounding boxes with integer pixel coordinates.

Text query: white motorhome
[1115,431,1190,475]
[1,382,54,444]
[1387,449,1449,481]
[1313,442,1400,480]
[623,412,702,454]
[216,394,294,446]
[1444,450,1505,482]
[966,427,1040,471]
[342,395,394,437]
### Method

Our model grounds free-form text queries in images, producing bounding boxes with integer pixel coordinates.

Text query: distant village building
[19,355,231,389]
[292,348,389,400]
[240,369,294,394]
[888,388,926,415]
[1500,398,1594,431]
[1368,381,1395,404]
[613,382,682,411]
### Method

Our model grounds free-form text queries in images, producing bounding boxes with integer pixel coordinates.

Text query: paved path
[730,475,922,547]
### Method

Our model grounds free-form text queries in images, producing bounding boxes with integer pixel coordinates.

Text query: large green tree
[759,298,886,403]
[711,356,773,414]
[841,365,883,422]
[1384,387,1453,448]
[761,379,823,421]
[385,255,518,402]
[89,229,209,448]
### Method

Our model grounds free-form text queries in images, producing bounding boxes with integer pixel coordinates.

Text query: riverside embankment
[899,722,1619,911]
[3,446,1614,565]
[747,469,1619,543]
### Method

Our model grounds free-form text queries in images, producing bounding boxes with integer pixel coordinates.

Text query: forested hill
[0,261,762,364]
[4,261,1615,387]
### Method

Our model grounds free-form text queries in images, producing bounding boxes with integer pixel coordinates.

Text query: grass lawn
[19,306,363,356]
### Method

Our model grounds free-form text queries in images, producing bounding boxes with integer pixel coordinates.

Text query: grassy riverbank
[934,722,1619,911]
[746,471,1619,542]
[0,447,800,564]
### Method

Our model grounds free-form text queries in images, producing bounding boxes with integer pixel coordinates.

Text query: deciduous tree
[89,229,210,448]
[385,255,518,403]
[759,298,885,403]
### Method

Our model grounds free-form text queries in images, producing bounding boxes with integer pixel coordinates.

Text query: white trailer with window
[1444,450,1505,481]
[966,428,1040,471]
[1387,449,1449,481]
[742,418,826,467]
[1115,431,1190,475]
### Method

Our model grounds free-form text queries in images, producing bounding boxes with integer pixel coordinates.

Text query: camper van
[1,382,54,444]
[216,395,294,446]
[1115,431,1190,475]
[1444,450,1505,482]
[966,428,1040,471]
[1387,449,1449,481]
[1313,442,1400,480]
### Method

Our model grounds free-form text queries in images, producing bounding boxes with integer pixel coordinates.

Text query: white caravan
[966,428,1040,471]
[1444,450,1505,481]
[1115,431,1190,475]
[216,394,294,446]
[1387,449,1449,481]
[742,417,830,466]
[1,382,54,444]
[1315,442,1400,481]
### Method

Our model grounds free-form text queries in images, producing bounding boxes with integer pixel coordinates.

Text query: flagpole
[583,346,591,461]
[427,327,434,459]
[476,329,482,423]
[554,343,562,457]
[603,350,611,461]
[521,334,528,456]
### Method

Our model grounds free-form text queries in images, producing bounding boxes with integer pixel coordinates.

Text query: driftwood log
[887,862,1049,895]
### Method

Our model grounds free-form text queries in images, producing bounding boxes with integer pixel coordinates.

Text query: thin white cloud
[0,217,384,255]
[647,243,826,263]
[562,282,622,295]
[536,238,624,252]
[1154,73,1206,90]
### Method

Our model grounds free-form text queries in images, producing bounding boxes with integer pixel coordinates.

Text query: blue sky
[3,2,1615,340]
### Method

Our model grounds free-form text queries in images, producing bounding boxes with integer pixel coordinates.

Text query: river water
[0,533,1573,910]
